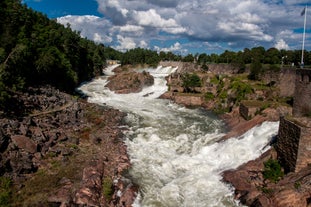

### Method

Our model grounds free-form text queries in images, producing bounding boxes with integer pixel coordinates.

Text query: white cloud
[133,9,180,28]
[55,0,309,53]
[155,42,184,53]
[139,40,148,48]
[274,39,289,50]
[93,33,103,43]
[115,35,137,51]
[57,15,113,43]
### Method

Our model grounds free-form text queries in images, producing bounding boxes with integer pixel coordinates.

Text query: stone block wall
[239,103,249,120]
[295,118,311,172]
[276,116,311,173]
[293,69,311,117]
[239,102,260,120]
[275,117,301,173]
[279,68,296,97]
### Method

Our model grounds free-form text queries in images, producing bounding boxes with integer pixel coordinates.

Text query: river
[78,65,279,207]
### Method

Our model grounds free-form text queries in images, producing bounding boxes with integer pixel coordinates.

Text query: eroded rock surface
[106,70,154,94]
[0,86,136,206]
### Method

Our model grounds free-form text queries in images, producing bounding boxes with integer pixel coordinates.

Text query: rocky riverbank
[0,86,136,206]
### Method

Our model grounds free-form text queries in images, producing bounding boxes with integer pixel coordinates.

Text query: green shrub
[263,159,284,183]
[219,91,228,99]
[0,177,12,207]
[294,181,301,190]
[102,177,113,201]
[181,73,201,93]
[205,92,215,101]
[210,76,219,85]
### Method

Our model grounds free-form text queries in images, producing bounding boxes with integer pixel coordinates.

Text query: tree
[183,54,195,62]
[248,58,262,80]
[265,48,280,64]
[181,73,201,93]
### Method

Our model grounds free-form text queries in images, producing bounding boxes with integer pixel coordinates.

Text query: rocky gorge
[1,62,311,207]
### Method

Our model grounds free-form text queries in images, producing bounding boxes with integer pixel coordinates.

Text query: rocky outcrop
[223,148,311,207]
[0,86,136,206]
[106,70,154,94]
[161,92,204,107]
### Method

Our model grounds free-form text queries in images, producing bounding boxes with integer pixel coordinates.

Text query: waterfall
[78,65,279,207]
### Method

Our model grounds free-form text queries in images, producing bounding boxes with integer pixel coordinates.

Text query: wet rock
[106,70,154,94]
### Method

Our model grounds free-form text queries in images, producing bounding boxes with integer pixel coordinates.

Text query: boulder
[11,135,37,154]
[106,71,154,94]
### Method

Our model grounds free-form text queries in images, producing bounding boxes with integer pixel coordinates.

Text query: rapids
[78,65,279,207]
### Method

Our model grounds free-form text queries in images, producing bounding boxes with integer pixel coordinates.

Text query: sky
[23,0,311,55]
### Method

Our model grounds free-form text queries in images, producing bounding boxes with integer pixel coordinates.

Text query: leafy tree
[183,54,195,62]
[248,59,262,80]
[181,73,201,93]
[265,48,280,64]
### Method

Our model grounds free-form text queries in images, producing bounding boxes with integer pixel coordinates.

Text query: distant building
[106,60,120,65]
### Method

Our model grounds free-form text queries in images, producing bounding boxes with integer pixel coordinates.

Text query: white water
[78,65,279,207]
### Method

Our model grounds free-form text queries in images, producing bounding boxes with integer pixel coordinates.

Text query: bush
[263,159,284,183]
[181,73,201,93]
[102,177,113,201]
[205,92,214,101]
[0,177,12,207]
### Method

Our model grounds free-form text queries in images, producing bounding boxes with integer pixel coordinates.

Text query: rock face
[223,148,311,207]
[106,70,154,94]
[0,86,136,206]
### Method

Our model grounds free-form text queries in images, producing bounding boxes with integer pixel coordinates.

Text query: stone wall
[295,118,311,172]
[275,117,301,173]
[276,116,311,173]
[293,69,311,116]
[239,101,260,120]
[278,68,296,97]
[208,64,239,74]
[239,103,250,120]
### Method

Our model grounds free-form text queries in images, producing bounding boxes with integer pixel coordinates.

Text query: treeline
[0,0,110,109]
[122,47,311,69]
[197,47,311,66]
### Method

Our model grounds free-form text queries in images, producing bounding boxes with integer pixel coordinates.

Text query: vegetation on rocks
[263,159,284,183]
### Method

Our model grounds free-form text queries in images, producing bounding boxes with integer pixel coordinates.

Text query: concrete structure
[106,60,120,65]
[275,116,311,173]
[293,69,311,116]
[276,69,311,173]
[239,101,261,120]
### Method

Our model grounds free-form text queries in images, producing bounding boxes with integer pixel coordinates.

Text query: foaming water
[78,65,279,207]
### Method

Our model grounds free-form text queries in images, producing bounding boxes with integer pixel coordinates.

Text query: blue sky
[23,0,310,55]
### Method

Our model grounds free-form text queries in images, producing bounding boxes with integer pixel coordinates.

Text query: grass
[0,177,12,207]
[102,177,113,201]
[11,155,84,206]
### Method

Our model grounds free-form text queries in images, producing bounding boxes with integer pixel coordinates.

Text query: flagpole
[301,5,307,68]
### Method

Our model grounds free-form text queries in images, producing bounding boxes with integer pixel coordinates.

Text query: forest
[0,0,310,110]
